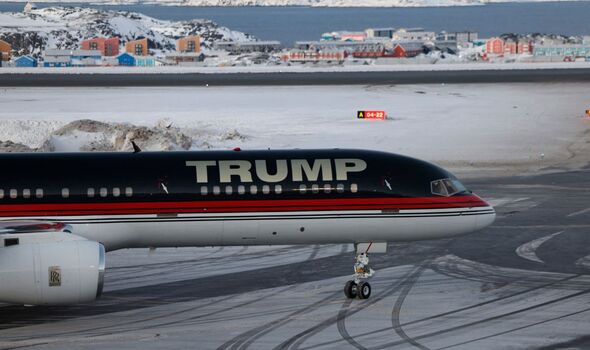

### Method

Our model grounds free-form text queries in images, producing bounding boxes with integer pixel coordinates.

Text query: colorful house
[339,32,367,42]
[135,55,155,67]
[81,37,120,56]
[504,39,533,55]
[71,50,102,66]
[0,39,11,62]
[117,52,136,66]
[14,55,37,67]
[486,37,505,55]
[392,42,424,58]
[125,38,148,56]
[533,44,590,58]
[43,49,72,67]
[176,36,201,53]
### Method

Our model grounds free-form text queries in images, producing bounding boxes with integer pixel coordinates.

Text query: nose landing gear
[344,252,374,299]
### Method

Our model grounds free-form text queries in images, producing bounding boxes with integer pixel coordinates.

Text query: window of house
[113,187,121,197]
[61,188,69,198]
[23,189,31,199]
[87,188,95,198]
[125,187,133,197]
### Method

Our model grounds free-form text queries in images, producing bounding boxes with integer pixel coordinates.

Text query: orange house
[81,37,120,56]
[177,36,200,53]
[0,39,11,61]
[486,37,505,55]
[125,38,148,56]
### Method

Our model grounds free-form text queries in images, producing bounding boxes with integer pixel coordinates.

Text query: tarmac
[0,166,589,349]
[1,67,590,86]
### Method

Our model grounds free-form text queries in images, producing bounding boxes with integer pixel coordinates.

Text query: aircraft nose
[474,194,496,231]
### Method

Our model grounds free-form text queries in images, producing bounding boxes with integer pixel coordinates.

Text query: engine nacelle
[0,240,105,305]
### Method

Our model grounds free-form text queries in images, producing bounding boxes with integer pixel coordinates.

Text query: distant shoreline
[1,0,589,7]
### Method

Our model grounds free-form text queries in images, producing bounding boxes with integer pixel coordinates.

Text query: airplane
[0,148,495,305]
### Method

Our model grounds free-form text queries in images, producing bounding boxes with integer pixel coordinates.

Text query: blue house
[117,52,136,66]
[14,55,37,67]
[135,55,155,67]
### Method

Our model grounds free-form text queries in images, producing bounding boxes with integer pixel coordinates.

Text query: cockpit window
[431,178,469,197]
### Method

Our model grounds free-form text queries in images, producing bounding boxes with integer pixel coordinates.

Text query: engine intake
[0,240,105,305]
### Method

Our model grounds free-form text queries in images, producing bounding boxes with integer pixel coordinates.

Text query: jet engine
[0,240,105,305]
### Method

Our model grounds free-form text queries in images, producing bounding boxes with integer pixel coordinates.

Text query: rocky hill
[0,6,253,58]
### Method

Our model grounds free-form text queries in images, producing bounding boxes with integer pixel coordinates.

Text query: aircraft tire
[344,280,357,299]
[358,282,371,299]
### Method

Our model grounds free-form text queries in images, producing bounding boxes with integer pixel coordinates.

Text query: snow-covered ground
[2,61,590,74]
[0,0,587,7]
[0,83,589,178]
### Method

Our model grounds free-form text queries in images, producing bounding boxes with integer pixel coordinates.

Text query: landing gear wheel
[344,280,357,299]
[357,282,371,299]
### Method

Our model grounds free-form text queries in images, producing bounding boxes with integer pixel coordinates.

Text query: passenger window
[100,187,108,197]
[299,184,307,194]
[113,187,121,197]
[323,184,331,193]
[61,188,69,198]
[262,185,270,194]
[36,189,43,198]
[336,184,345,193]
[213,186,221,195]
[275,185,282,194]
[350,184,358,193]
[0,189,4,199]
[225,186,233,195]
[250,185,258,195]
[311,184,319,194]
[125,187,133,197]
[238,185,245,195]
[23,189,31,199]
[87,188,95,198]
[200,186,208,195]
[9,189,17,199]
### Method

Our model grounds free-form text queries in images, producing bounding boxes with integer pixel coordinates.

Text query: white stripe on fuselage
[0,206,495,251]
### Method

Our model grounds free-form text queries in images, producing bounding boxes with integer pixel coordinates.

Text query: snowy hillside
[0,7,252,57]
[0,0,587,7]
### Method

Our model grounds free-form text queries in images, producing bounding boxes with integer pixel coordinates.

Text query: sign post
[357,110,386,120]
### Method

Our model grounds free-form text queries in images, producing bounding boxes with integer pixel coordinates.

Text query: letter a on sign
[357,111,365,119]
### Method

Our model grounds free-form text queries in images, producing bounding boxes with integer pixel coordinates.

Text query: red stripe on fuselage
[0,196,489,217]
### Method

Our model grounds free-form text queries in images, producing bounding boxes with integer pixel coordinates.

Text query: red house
[392,42,424,58]
[486,37,505,55]
[504,39,533,55]
[81,37,120,57]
